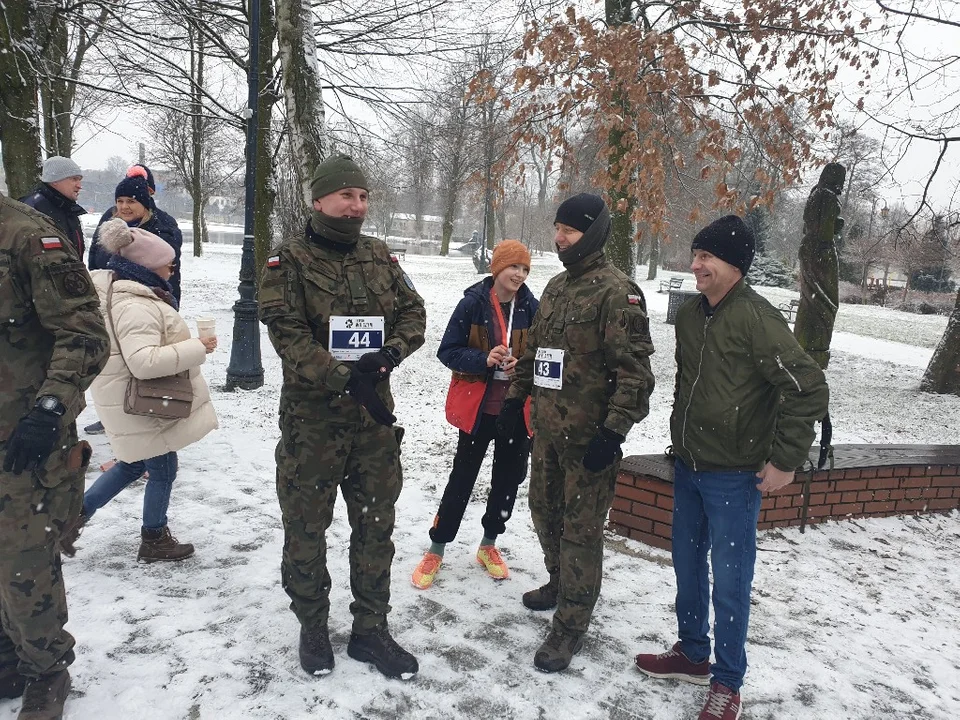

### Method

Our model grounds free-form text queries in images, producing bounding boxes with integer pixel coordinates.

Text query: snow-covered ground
[14,246,958,720]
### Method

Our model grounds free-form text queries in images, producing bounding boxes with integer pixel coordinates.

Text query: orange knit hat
[490,239,532,278]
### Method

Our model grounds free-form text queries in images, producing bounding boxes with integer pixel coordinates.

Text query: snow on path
[13,246,955,720]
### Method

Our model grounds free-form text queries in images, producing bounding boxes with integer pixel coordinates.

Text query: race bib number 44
[329,316,385,360]
[533,347,563,390]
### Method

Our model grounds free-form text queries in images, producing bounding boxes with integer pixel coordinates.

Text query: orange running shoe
[411,552,443,589]
[476,545,509,580]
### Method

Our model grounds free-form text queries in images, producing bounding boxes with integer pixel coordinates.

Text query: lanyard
[490,287,515,355]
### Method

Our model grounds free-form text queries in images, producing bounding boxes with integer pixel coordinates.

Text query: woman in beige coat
[68,218,217,562]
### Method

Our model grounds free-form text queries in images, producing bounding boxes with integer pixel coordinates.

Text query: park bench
[610,445,960,551]
[389,247,406,261]
[779,298,800,321]
[659,276,683,293]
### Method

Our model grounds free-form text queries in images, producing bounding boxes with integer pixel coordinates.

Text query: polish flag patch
[41,237,63,250]
[267,255,280,268]
[627,294,642,305]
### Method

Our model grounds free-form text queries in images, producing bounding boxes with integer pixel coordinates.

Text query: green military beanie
[310,154,369,200]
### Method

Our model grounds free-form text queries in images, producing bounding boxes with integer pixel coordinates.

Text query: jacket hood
[91,269,166,302]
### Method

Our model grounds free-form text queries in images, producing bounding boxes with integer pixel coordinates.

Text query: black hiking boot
[0,664,25,699]
[522,575,559,611]
[299,625,334,676]
[137,526,194,563]
[17,669,70,720]
[534,628,584,673]
[347,624,418,680]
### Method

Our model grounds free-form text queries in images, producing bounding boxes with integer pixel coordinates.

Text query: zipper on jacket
[680,314,711,472]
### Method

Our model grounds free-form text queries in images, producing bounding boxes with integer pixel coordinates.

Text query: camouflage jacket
[507,250,655,441]
[0,191,110,439]
[258,228,426,421]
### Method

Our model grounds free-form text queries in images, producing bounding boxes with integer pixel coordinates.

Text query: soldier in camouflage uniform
[498,193,655,673]
[0,191,109,719]
[258,155,426,680]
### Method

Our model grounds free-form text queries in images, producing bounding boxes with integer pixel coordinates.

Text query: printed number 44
[348,331,371,348]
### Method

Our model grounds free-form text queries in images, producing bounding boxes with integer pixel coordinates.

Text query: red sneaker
[699,683,742,720]
[634,642,711,685]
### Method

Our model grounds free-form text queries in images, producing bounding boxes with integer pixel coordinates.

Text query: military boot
[58,512,88,558]
[347,623,418,680]
[299,625,334,676]
[17,669,70,720]
[534,628,584,673]
[0,664,25,699]
[137,527,194,563]
[522,574,559,611]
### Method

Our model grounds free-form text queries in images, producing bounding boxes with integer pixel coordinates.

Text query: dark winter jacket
[670,279,829,473]
[438,278,538,434]
[18,183,86,257]
[89,207,183,302]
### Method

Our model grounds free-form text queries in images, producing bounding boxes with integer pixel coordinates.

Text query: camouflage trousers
[0,424,87,677]
[529,433,619,636]
[276,413,403,635]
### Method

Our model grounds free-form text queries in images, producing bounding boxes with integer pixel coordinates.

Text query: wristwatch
[35,396,67,416]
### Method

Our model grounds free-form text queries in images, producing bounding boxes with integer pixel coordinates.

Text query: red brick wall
[609,465,960,552]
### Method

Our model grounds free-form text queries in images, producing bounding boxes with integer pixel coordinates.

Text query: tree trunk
[646,234,660,281]
[0,0,43,198]
[277,0,325,209]
[253,0,278,276]
[440,181,458,256]
[920,290,960,395]
[40,13,72,156]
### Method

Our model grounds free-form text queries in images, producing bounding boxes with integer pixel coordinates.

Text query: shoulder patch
[62,270,91,297]
[41,237,63,250]
[267,255,281,268]
[390,255,399,263]
[627,294,642,305]
[402,272,416,291]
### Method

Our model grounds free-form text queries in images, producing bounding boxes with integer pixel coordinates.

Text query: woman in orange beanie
[412,240,538,589]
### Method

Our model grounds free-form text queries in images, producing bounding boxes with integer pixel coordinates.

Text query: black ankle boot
[347,624,418,679]
[299,625,334,676]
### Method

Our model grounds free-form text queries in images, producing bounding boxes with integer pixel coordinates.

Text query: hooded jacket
[89,270,217,462]
[18,183,86,257]
[438,277,538,434]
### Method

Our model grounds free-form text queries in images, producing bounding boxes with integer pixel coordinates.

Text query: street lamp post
[225,0,264,390]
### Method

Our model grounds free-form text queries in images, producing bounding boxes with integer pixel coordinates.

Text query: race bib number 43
[533,347,563,390]
[329,316,385,360]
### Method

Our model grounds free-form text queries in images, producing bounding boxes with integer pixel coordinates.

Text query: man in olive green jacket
[259,155,426,681]
[499,193,655,673]
[635,215,828,720]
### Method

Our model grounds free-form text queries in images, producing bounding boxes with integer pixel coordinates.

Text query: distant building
[389,212,444,241]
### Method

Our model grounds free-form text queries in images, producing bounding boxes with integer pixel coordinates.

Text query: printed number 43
[536,361,551,376]
[348,331,371,348]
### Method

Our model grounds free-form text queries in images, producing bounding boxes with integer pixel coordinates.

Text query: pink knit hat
[98,217,175,272]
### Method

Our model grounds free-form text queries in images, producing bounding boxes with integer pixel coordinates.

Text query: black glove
[582,427,625,472]
[496,397,526,438]
[345,369,397,426]
[355,349,398,383]
[3,409,62,475]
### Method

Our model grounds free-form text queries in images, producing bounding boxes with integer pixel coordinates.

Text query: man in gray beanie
[497,192,656,673]
[634,214,828,720]
[258,153,427,681]
[19,156,86,257]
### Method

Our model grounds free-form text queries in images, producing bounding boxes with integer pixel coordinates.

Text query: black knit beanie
[115,175,151,209]
[554,194,611,267]
[310,154,369,200]
[554,193,606,233]
[691,215,756,276]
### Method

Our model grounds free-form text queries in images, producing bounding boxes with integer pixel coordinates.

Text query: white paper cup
[196,317,216,339]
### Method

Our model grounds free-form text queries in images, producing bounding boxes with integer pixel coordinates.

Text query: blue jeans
[671,458,762,692]
[82,452,179,530]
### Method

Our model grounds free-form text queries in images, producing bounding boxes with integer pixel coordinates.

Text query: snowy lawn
[17,245,958,720]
